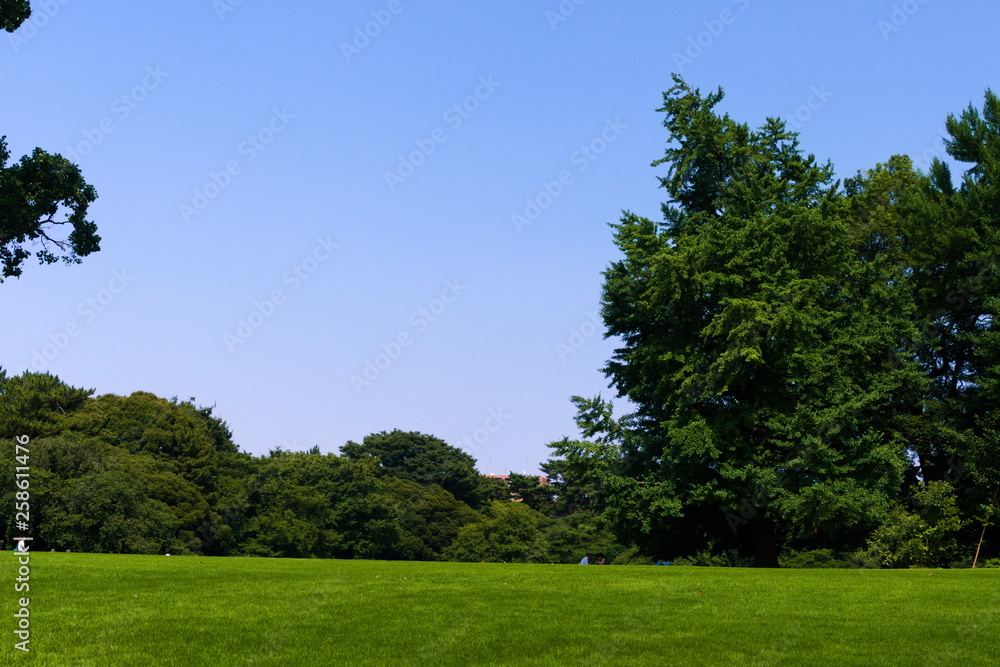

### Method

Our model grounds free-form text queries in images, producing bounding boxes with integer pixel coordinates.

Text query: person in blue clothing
[579,554,590,565]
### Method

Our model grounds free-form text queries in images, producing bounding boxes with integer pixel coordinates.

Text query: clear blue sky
[2,1,997,474]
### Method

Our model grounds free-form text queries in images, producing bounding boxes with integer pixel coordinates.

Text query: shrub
[857,482,966,568]
[779,549,851,569]
[611,545,652,565]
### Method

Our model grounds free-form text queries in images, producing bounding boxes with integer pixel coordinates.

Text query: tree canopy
[341,429,485,508]
[0,1,30,32]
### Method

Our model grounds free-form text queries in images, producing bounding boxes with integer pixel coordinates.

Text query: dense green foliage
[341,429,487,509]
[561,77,1000,567]
[3,552,998,665]
[0,370,619,562]
[0,137,100,280]
[0,0,30,33]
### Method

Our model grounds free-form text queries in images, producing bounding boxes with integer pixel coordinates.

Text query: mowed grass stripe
[2,553,998,666]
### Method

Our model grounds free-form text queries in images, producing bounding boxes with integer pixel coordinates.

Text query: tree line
[0,370,626,563]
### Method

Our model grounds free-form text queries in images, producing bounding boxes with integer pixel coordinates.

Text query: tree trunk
[972,523,987,568]
[752,518,780,568]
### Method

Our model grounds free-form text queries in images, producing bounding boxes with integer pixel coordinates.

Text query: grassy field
[2,552,998,666]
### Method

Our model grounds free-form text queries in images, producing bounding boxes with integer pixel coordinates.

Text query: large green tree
[1,3,100,282]
[341,430,486,508]
[0,371,238,554]
[839,91,1000,564]
[1,428,214,555]
[443,501,551,563]
[903,91,1000,560]
[573,77,923,566]
[235,449,399,559]
[378,477,484,560]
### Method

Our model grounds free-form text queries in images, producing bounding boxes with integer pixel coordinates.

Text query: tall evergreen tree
[574,77,922,566]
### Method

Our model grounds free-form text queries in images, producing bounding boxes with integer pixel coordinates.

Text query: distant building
[482,474,549,502]
[483,474,549,485]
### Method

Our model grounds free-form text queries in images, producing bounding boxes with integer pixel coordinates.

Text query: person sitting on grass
[580,554,590,565]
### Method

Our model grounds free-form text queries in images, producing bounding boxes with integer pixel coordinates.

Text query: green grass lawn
[2,552,998,666]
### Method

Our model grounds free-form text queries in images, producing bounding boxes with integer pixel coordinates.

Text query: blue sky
[1,0,997,474]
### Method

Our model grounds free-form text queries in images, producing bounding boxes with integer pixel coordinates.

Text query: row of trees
[0,370,624,563]
[558,76,999,567]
